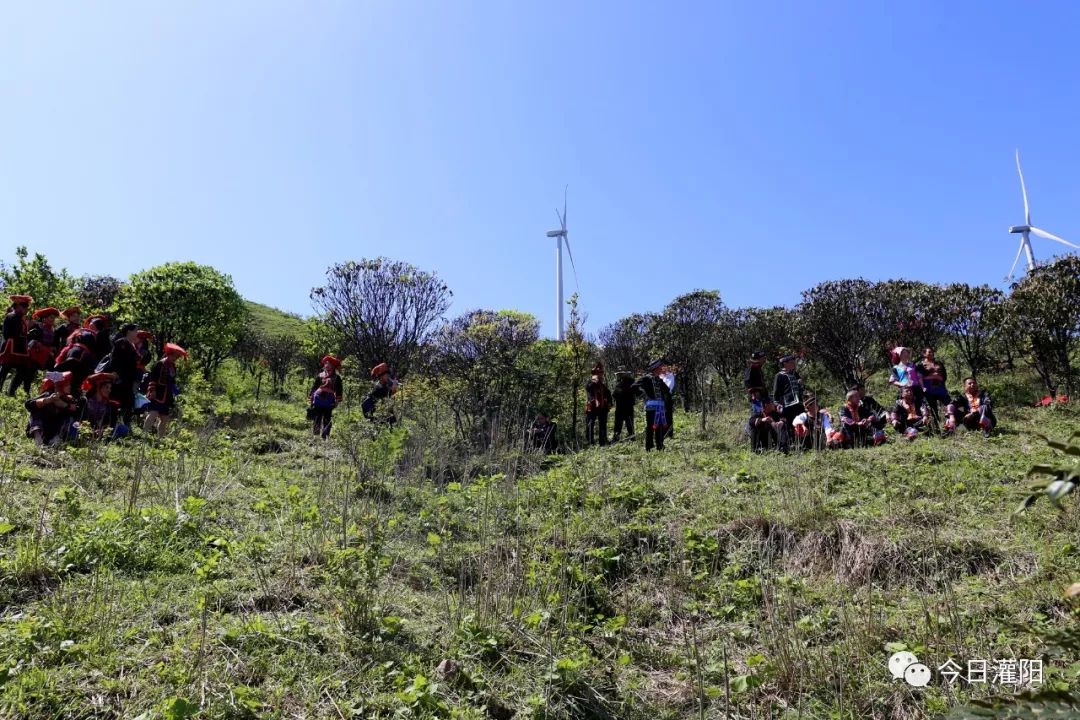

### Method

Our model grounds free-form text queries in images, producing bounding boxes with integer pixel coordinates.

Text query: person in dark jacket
[16,307,61,396]
[143,343,187,437]
[134,330,154,378]
[633,359,673,452]
[611,371,636,441]
[25,371,78,446]
[661,364,677,439]
[771,354,805,450]
[744,351,770,403]
[86,316,112,361]
[851,382,889,431]
[891,386,931,441]
[54,306,82,350]
[528,412,557,454]
[76,372,125,440]
[108,324,140,425]
[54,328,100,396]
[0,295,33,396]
[310,355,345,437]
[584,361,613,446]
[361,361,400,427]
[945,377,996,437]
[747,397,783,453]
[917,347,949,422]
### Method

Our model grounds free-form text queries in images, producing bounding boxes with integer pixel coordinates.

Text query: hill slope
[245,300,307,338]
[0,373,1076,719]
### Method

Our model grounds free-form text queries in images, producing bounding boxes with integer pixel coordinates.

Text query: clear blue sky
[4,2,1079,338]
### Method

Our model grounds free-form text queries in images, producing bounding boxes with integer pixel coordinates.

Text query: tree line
[3,246,1077,450]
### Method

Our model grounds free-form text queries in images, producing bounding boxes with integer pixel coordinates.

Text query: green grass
[0,365,1077,719]
[245,301,307,339]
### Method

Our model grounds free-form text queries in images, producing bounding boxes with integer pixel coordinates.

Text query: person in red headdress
[16,308,62,395]
[76,372,123,439]
[584,361,612,446]
[307,355,344,438]
[143,343,188,437]
[24,371,78,446]
[55,306,83,350]
[361,361,398,425]
[0,295,34,395]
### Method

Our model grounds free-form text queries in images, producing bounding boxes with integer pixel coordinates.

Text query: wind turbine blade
[562,185,568,230]
[563,234,579,290]
[1029,226,1080,250]
[1007,239,1025,282]
[1016,149,1031,225]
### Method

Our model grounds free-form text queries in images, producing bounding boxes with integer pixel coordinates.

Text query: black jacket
[772,371,803,409]
[612,376,636,413]
[744,364,769,398]
[633,374,672,405]
[110,338,139,385]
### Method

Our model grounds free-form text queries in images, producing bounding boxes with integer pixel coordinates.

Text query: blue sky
[3,2,1079,338]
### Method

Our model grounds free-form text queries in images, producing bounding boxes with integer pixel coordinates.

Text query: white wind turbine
[545,186,578,341]
[1007,149,1080,281]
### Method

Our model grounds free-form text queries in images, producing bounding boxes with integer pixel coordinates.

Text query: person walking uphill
[634,359,673,452]
[612,371,636,442]
[309,355,344,438]
[585,362,613,446]
[143,343,188,438]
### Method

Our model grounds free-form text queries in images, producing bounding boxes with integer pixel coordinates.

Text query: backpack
[94,353,113,374]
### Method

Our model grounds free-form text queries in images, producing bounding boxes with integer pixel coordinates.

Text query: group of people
[744,346,997,453]
[529,359,678,453]
[306,357,399,439]
[0,295,188,446]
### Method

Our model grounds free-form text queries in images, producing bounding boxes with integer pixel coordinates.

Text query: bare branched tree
[311,258,452,379]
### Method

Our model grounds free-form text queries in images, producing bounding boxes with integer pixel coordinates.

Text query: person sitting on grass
[76,372,128,440]
[143,343,188,438]
[792,394,834,451]
[25,371,78,447]
[839,390,886,448]
[891,386,931,441]
[852,382,889,433]
[747,397,784,453]
[946,377,996,437]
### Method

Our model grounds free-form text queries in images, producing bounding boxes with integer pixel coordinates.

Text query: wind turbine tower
[545,186,577,340]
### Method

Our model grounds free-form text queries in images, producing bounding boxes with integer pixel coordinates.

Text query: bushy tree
[796,279,878,389]
[311,258,451,379]
[1006,256,1080,397]
[300,316,349,375]
[75,275,124,313]
[114,262,248,379]
[866,279,946,359]
[0,246,78,311]
[940,283,1005,378]
[598,312,656,374]
[652,290,726,414]
[433,309,540,448]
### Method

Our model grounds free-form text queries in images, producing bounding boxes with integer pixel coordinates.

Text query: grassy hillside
[0,365,1077,719]
[245,301,307,338]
